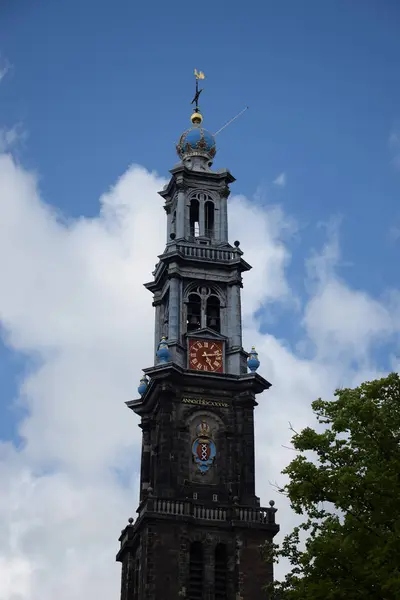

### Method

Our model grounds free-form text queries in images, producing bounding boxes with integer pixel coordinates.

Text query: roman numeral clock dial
[188,339,224,373]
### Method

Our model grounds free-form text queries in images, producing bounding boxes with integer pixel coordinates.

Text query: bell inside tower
[187,293,201,332]
[206,295,220,332]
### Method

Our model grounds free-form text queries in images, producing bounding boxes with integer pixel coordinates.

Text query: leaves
[267,373,400,600]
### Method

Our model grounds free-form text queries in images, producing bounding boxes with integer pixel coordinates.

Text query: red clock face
[189,339,223,373]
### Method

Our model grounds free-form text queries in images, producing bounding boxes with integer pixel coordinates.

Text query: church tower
[116,73,279,600]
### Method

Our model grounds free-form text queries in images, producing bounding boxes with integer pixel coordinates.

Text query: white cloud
[0,59,10,83]
[0,61,25,154]
[273,172,286,187]
[229,197,295,321]
[0,125,26,153]
[0,148,398,599]
[302,222,398,364]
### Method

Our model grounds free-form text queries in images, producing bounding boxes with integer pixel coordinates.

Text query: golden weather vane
[191,69,205,112]
[188,69,249,134]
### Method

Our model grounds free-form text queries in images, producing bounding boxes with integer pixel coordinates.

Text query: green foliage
[266,372,400,600]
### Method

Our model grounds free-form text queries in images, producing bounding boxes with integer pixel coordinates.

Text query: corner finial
[138,373,149,396]
[191,69,205,124]
[247,346,260,373]
[156,336,171,364]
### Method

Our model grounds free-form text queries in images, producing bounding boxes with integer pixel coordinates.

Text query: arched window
[187,293,201,332]
[190,199,200,238]
[206,295,220,333]
[189,541,204,600]
[185,286,223,334]
[204,200,215,239]
[215,543,228,600]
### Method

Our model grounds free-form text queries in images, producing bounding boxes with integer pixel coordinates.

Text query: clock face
[189,339,224,373]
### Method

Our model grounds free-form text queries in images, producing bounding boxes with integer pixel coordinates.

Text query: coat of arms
[192,421,216,474]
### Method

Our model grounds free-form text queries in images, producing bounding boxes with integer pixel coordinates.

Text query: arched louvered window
[215,543,228,600]
[189,541,204,599]
[206,295,220,333]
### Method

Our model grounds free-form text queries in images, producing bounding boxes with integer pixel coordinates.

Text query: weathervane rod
[192,69,205,112]
[214,106,249,136]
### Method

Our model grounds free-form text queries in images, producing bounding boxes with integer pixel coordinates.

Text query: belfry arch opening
[187,293,201,332]
[204,200,215,238]
[190,199,200,238]
[206,295,220,332]
[185,287,222,334]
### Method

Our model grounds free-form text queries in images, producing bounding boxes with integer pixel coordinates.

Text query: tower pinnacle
[176,70,216,168]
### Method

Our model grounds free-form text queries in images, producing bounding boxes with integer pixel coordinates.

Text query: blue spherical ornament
[138,374,149,396]
[156,336,171,364]
[247,346,260,373]
[176,124,216,161]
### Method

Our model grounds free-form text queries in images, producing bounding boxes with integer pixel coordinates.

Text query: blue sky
[1,1,398,276]
[0,1,400,597]
[2,0,399,395]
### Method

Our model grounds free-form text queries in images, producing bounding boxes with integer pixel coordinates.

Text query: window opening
[206,295,220,333]
[189,541,204,600]
[187,294,201,332]
[190,199,200,238]
[204,201,215,239]
[185,286,223,334]
[215,544,228,600]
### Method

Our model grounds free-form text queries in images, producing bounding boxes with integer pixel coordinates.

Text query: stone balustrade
[137,496,277,526]
[175,244,237,262]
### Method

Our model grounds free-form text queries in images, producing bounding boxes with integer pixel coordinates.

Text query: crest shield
[192,421,216,474]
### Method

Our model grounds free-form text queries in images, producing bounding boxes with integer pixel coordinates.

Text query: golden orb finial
[191,111,203,125]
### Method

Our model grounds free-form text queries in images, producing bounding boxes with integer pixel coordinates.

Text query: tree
[266,372,400,600]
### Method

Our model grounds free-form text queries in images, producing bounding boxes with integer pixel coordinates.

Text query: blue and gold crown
[176,114,217,161]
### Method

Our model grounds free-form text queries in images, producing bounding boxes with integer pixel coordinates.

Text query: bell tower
[116,73,279,600]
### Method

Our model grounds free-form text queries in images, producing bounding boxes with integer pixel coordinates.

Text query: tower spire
[116,71,279,600]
